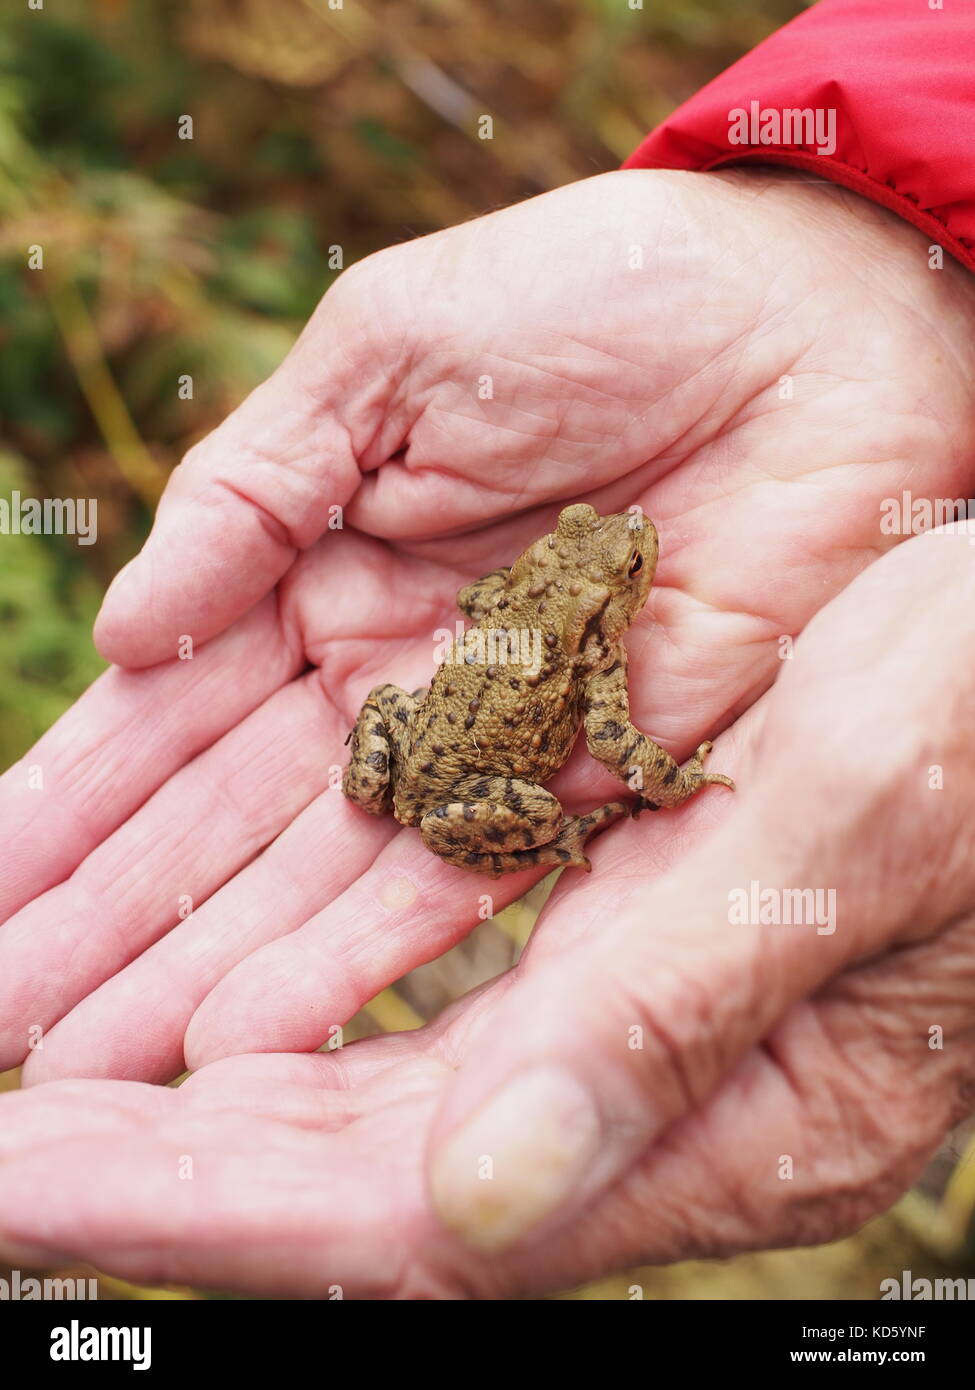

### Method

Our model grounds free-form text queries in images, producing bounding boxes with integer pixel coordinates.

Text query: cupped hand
[2,526,975,1297]
[3,167,975,1089]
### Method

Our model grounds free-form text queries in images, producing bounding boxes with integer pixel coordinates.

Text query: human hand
[3,527,975,1296]
[3,166,975,1085]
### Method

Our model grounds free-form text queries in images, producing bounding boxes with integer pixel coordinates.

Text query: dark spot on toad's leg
[596,721,626,741]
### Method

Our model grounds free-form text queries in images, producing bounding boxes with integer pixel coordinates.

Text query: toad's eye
[628,552,643,578]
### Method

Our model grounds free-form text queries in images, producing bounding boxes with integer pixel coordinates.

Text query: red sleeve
[623,0,975,273]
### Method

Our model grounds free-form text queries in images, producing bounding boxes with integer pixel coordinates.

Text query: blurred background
[1,0,972,1300]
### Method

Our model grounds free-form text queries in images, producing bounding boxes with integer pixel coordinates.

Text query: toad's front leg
[455,567,511,622]
[584,656,735,808]
[419,775,628,878]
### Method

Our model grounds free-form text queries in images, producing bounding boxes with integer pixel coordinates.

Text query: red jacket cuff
[623,0,975,273]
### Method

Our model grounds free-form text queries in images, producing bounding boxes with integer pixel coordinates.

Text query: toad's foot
[423,797,630,879]
[543,800,632,873]
[632,742,735,811]
[678,741,736,794]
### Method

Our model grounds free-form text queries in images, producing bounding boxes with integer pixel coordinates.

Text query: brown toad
[342,504,733,877]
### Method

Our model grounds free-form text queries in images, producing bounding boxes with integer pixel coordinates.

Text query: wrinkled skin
[2,168,975,1296]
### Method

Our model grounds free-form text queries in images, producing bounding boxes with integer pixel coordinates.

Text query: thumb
[426,804,861,1254]
[427,531,975,1253]
[93,275,392,668]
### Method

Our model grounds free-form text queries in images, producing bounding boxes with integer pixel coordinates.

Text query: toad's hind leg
[420,775,629,878]
[342,684,420,815]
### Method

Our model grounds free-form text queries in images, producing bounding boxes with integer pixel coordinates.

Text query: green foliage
[0,450,104,765]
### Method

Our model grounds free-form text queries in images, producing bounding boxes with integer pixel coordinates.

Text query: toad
[343,504,733,877]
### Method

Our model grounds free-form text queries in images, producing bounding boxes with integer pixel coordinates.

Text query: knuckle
[614,956,726,1113]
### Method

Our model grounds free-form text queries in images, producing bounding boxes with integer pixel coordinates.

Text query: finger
[22,783,397,1085]
[422,776,889,1253]
[23,525,538,1086]
[177,1051,450,1129]
[0,670,337,1071]
[423,794,816,1253]
[182,826,535,1070]
[0,593,299,923]
[0,1079,169,1157]
[0,1064,448,1296]
[4,919,970,1298]
[501,913,975,1293]
[91,276,389,669]
[426,530,975,1251]
[181,770,720,1073]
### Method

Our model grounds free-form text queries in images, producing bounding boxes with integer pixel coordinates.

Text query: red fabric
[623,0,975,272]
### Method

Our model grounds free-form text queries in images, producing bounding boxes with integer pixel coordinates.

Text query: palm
[2,883,965,1298]
[3,166,973,1089]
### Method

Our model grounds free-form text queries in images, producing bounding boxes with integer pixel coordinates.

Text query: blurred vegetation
[2,0,973,1300]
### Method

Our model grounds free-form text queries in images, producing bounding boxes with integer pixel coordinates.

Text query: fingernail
[429,1066,601,1252]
